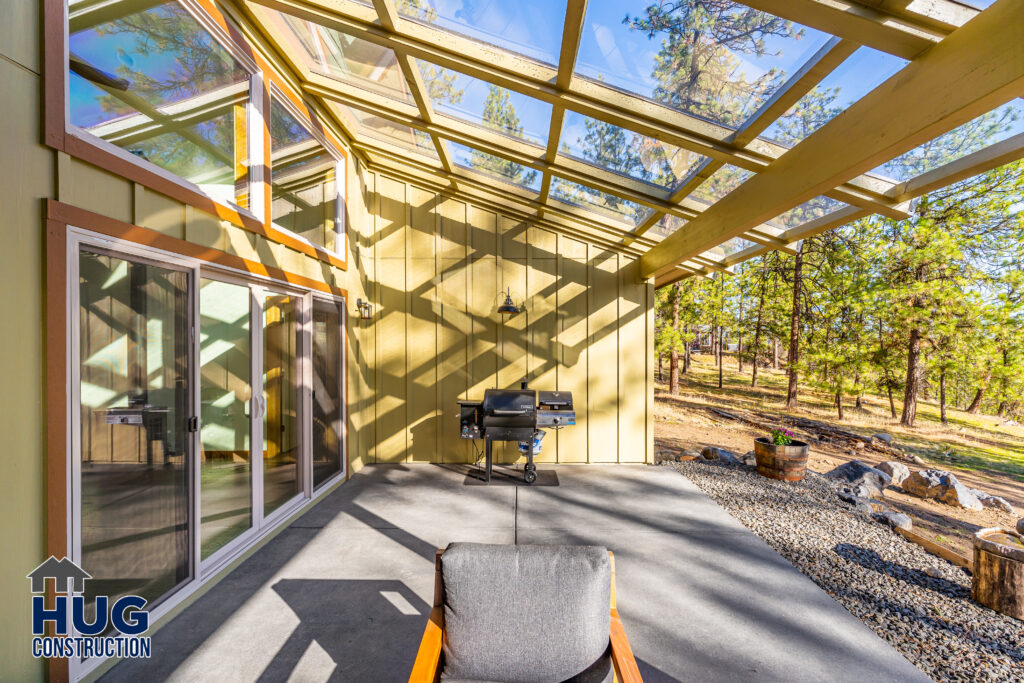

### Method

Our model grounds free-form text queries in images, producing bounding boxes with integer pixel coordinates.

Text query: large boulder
[876,461,911,487]
[825,460,892,498]
[968,489,1016,515]
[873,433,894,444]
[1017,518,1024,535]
[678,449,702,462]
[872,510,913,531]
[700,446,739,465]
[902,469,983,511]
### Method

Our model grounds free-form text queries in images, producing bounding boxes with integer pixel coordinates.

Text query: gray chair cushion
[440,543,611,683]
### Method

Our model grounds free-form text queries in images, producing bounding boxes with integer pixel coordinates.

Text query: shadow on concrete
[260,579,430,681]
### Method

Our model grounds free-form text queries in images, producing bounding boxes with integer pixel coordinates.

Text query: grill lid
[482,389,536,415]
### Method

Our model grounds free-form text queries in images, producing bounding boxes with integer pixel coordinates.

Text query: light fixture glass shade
[497,291,519,315]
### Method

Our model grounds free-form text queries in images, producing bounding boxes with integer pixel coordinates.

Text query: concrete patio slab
[103,464,928,683]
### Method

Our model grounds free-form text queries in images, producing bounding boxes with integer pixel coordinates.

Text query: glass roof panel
[700,236,756,262]
[690,164,754,205]
[648,215,687,240]
[769,196,844,230]
[762,47,908,147]
[559,111,708,191]
[872,99,1024,181]
[575,1,832,129]
[271,11,413,102]
[68,0,250,207]
[448,141,542,192]
[414,61,550,146]
[549,176,655,227]
[396,0,568,65]
[330,103,438,159]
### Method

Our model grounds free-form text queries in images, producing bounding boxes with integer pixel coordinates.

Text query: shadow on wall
[354,172,651,465]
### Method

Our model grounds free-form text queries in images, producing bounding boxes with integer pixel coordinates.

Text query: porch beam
[640,0,1024,280]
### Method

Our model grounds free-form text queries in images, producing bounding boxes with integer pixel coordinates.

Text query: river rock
[902,469,983,511]
[1018,518,1024,535]
[968,489,1015,515]
[876,461,911,487]
[654,449,676,464]
[824,460,891,498]
[701,446,739,465]
[679,449,702,461]
[873,433,894,444]
[872,510,913,531]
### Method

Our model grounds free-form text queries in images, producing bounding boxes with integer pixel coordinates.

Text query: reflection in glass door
[312,298,344,488]
[263,291,302,516]
[78,249,192,614]
[198,278,253,560]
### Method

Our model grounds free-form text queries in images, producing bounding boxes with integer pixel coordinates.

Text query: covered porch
[102,464,926,682]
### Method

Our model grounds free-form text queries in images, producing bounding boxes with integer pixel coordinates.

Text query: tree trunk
[669,284,680,395]
[887,382,897,419]
[658,354,663,382]
[683,324,690,373]
[940,367,948,424]
[854,374,863,409]
[901,327,921,428]
[998,348,1009,416]
[718,327,724,390]
[836,387,844,420]
[751,261,768,388]
[785,242,804,409]
[966,386,986,414]
[737,292,744,372]
[967,367,990,414]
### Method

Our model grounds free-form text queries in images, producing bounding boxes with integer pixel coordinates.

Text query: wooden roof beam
[640,0,1024,280]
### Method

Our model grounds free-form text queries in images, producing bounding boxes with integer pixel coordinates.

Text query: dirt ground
[654,362,1024,559]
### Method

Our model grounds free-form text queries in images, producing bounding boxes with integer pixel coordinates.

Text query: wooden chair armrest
[409,606,444,683]
[609,608,642,683]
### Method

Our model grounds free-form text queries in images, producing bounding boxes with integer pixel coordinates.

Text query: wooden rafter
[640,0,1024,280]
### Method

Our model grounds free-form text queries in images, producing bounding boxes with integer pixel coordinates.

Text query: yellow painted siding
[0,53,53,683]
[357,172,654,465]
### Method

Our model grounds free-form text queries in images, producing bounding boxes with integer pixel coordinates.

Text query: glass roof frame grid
[246,0,1003,268]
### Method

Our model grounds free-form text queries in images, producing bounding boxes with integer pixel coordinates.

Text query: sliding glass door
[72,234,346,629]
[77,248,193,614]
[311,297,345,489]
[198,278,254,561]
[262,290,303,517]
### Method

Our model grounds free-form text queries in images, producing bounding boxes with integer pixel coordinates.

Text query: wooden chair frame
[409,549,642,682]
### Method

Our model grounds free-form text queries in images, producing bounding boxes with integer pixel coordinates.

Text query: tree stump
[972,527,1024,621]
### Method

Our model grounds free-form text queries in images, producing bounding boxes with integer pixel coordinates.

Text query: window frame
[46,0,349,270]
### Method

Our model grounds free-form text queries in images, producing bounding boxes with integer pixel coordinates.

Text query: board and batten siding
[355,171,655,465]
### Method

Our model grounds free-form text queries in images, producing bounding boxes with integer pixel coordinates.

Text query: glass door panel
[263,291,301,516]
[199,278,253,560]
[78,249,191,615]
[311,298,344,488]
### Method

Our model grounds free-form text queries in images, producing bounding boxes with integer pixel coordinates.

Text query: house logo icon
[27,556,91,594]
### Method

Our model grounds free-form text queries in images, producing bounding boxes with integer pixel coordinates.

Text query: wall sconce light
[355,298,373,320]
[497,288,521,316]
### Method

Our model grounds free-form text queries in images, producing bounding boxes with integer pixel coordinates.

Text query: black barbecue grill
[459,383,576,483]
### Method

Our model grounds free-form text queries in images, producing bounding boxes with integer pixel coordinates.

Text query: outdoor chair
[409,542,642,682]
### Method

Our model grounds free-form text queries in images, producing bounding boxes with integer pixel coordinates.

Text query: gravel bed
[665,459,1024,682]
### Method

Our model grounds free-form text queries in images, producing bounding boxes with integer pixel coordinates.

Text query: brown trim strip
[46,200,348,298]
[44,217,70,683]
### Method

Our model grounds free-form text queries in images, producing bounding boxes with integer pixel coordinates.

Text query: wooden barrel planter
[972,527,1024,621]
[753,437,809,482]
